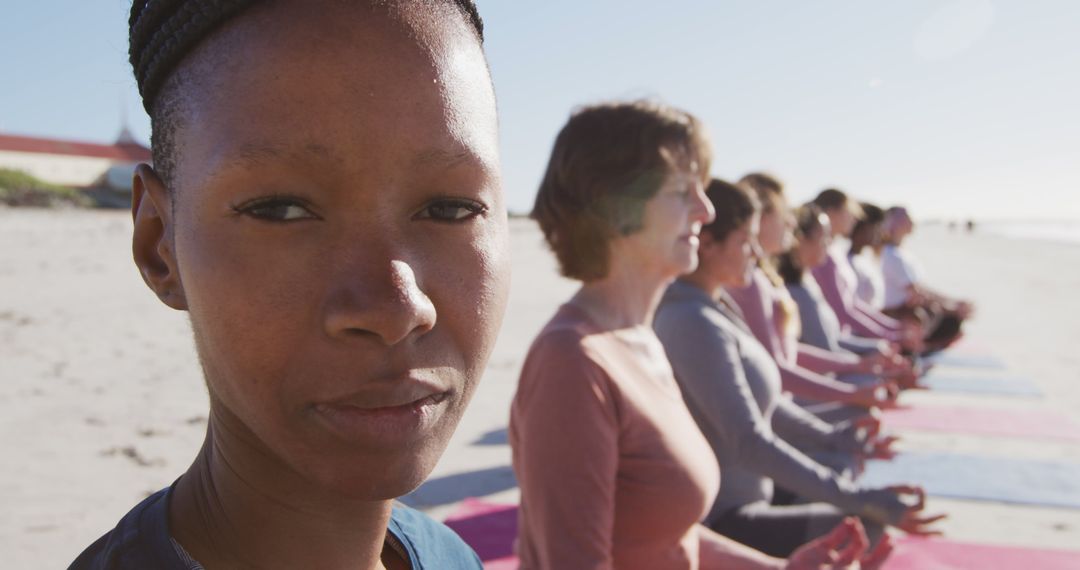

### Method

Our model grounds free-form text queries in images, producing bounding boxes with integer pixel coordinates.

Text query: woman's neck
[170,417,397,570]
[680,267,726,298]
[571,260,672,330]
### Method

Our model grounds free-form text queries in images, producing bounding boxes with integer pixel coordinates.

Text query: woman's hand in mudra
[785,517,894,570]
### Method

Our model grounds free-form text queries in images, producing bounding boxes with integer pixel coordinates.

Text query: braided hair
[127,0,485,187]
[129,0,484,113]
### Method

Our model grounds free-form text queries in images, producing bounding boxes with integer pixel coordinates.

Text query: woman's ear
[132,164,188,310]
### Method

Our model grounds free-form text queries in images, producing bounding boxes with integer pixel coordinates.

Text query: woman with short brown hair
[511,101,886,570]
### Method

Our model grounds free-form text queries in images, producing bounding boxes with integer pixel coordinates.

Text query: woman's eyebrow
[224,141,335,169]
[412,147,475,169]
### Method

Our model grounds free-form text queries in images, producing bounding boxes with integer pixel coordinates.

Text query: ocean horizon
[976,220,1080,246]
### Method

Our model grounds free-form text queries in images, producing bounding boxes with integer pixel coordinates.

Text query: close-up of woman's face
[853,220,883,250]
[829,204,857,238]
[757,194,794,256]
[617,153,714,279]
[798,216,833,270]
[714,215,761,287]
[138,2,509,499]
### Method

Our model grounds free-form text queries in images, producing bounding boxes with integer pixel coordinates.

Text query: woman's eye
[234,198,318,222]
[677,184,700,202]
[415,199,487,223]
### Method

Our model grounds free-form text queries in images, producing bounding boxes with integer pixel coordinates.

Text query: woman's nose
[322,258,437,346]
[692,183,716,225]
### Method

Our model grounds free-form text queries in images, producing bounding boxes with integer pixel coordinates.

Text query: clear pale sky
[2,1,1077,220]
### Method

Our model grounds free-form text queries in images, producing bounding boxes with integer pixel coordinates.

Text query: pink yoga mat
[885,536,1080,569]
[882,405,1080,442]
[445,498,1080,569]
[444,498,519,569]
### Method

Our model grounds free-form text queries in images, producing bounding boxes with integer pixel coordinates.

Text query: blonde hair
[738,172,800,339]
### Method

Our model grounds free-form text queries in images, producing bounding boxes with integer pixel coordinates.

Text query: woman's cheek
[449,224,509,368]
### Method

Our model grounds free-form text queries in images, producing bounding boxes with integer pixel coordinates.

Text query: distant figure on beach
[511,101,888,570]
[725,173,902,411]
[71,1,508,568]
[882,207,973,352]
[654,179,942,559]
[809,189,926,355]
[777,203,925,396]
[848,202,888,310]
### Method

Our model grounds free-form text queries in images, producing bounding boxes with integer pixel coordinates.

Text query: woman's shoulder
[68,492,482,570]
[388,504,483,569]
[786,280,810,296]
[530,304,594,347]
[657,280,720,320]
[68,487,188,570]
[525,303,635,374]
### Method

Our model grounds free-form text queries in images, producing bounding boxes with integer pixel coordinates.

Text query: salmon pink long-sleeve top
[812,245,902,342]
[510,303,720,570]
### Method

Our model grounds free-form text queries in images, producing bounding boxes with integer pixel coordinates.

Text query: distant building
[0,129,151,188]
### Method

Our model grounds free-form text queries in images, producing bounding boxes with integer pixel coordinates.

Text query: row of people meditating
[72,2,974,567]
[510,100,972,568]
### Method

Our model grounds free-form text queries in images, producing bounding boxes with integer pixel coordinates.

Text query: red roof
[0,132,151,162]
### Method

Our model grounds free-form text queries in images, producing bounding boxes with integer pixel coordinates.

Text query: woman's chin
[292,438,449,501]
[309,458,436,501]
[673,253,700,277]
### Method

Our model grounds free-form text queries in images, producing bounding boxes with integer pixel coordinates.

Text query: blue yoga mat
[923,352,1007,370]
[861,453,1080,509]
[920,372,1043,397]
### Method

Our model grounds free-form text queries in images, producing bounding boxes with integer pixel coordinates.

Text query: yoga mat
[882,405,1080,441]
[861,453,1080,509]
[919,372,1042,397]
[442,498,1080,569]
[923,351,1007,370]
[885,536,1080,570]
[444,498,519,570]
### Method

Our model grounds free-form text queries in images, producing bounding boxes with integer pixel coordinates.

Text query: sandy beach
[2,208,1079,567]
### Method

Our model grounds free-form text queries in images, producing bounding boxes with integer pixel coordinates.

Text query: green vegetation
[0,168,92,208]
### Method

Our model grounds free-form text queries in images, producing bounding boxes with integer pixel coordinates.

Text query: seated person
[848,203,888,309]
[511,101,887,570]
[881,206,972,352]
[811,190,923,353]
[780,206,903,362]
[655,180,943,558]
[728,174,904,410]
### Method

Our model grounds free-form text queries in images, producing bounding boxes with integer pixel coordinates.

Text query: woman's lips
[312,391,449,444]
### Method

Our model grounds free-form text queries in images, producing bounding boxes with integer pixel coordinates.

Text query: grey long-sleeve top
[654,280,906,526]
[788,275,882,355]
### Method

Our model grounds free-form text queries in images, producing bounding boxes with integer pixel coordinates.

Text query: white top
[881,244,920,309]
[849,250,885,310]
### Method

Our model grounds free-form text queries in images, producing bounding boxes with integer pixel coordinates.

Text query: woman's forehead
[170,1,497,185]
[174,1,488,110]
[658,144,700,174]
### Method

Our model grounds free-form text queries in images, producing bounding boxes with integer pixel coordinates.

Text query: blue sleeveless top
[69,486,482,569]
